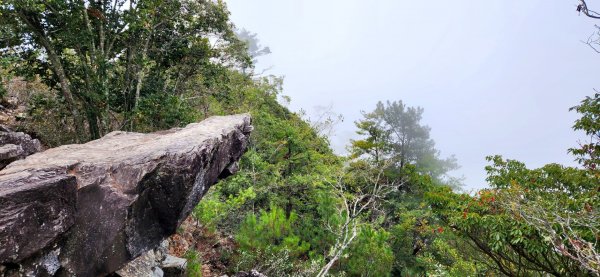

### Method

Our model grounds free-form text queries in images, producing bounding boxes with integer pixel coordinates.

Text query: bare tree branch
[578,0,600,19]
[502,192,600,276]
[316,159,403,277]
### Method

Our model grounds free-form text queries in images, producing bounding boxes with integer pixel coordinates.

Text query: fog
[225,0,599,190]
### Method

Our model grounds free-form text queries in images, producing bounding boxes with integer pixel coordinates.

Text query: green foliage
[193,187,256,233]
[233,206,316,275]
[22,88,79,146]
[173,72,343,274]
[418,237,479,277]
[350,112,388,163]
[235,247,295,276]
[0,0,250,140]
[427,156,599,276]
[351,100,459,182]
[341,100,467,276]
[344,226,394,277]
[131,93,198,132]
[185,249,203,277]
[570,93,600,170]
[237,205,310,257]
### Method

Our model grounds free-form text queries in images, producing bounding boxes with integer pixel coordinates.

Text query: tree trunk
[317,252,341,277]
[17,12,85,142]
[86,108,101,140]
[133,31,153,112]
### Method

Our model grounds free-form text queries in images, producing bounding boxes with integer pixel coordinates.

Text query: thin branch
[579,0,600,19]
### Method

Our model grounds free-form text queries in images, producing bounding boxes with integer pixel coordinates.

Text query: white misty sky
[225,0,599,190]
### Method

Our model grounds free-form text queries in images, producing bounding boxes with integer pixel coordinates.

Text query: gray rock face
[0,126,42,169]
[0,114,252,277]
[115,240,186,277]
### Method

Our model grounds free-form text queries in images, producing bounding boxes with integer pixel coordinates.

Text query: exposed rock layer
[0,114,252,277]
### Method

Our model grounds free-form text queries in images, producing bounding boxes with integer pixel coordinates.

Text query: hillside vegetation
[1,1,598,276]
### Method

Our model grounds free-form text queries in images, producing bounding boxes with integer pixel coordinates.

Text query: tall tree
[351,100,458,180]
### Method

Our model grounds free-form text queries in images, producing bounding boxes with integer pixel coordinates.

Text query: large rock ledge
[0,114,252,277]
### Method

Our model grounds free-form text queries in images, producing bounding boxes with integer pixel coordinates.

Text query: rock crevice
[0,114,252,277]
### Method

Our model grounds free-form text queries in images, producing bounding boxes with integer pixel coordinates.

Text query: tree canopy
[1,0,250,141]
[351,100,459,181]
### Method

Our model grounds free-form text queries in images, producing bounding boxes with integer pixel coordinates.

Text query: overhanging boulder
[0,114,252,277]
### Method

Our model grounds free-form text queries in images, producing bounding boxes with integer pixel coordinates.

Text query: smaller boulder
[116,240,187,277]
[115,250,158,277]
[160,255,187,277]
[0,144,24,162]
[0,126,41,169]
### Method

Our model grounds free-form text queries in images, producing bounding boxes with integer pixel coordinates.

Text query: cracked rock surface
[0,114,252,277]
